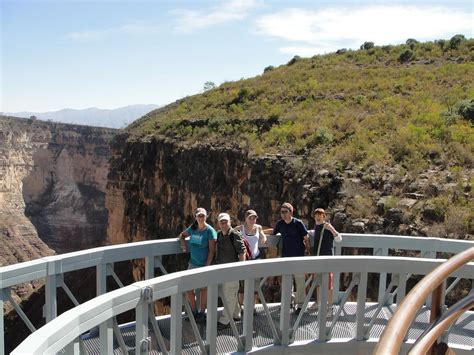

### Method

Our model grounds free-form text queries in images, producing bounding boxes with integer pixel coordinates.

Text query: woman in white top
[236,209,267,310]
[237,209,267,259]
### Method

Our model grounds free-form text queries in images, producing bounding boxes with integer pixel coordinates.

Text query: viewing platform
[2,234,473,354]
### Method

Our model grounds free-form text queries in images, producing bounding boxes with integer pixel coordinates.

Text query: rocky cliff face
[0,116,116,256]
[0,118,55,268]
[1,116,117,352]
[106,133,472,283]
[0,115,116,301]
[106,135,342,280]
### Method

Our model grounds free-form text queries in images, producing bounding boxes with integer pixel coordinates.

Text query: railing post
[356,272,368,340]
[422,250,436,307]
[0,289,4,355]
[97,263,107,295]
[45,274,58,322]
[243,278,255,352]
[397,273,407,306]
[206,284,218,355]
[64,337,80,355]
[280,274,292,345]
[318,273,329,341]
[145,256,155,280]
[136,287,151,354]
[333,244,342,304]
[97,263,113,352]
[375,247,388,304]
[170,293,183,354]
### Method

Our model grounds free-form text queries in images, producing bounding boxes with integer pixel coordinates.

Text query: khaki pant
[293,274,306,307]
[219,281,240,324]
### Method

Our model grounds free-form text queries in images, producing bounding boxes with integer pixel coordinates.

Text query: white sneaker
[308,302,319,311]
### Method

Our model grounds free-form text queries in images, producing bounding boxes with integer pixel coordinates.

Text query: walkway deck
[81,302,474,354]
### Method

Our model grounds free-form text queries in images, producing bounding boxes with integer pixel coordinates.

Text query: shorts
[188,263,204,290]
[188,263,203,270]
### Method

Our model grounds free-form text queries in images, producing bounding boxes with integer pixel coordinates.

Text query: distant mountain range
[4,104,160,129]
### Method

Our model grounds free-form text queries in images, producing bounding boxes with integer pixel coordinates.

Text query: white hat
[218,212,230,221]
[195,207,207,217]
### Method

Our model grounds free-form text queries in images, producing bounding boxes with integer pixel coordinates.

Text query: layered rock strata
[106,135,342,281]
[0,116,116,256]
[1,116,117,352]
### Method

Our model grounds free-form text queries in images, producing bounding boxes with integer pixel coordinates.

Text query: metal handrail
[2,234,474,355]
[374,247,474,355]
[409,291,474,354]
[1,234,471,289]
[11,256,474,354]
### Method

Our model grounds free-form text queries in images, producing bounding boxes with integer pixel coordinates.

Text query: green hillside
[129,37,473,172]
[126,37,473,238]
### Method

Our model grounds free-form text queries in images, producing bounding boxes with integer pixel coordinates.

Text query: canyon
[2,39,472,352]
[0,115,116,351]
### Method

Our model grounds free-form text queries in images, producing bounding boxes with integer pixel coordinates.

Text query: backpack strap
[316,225,325,256]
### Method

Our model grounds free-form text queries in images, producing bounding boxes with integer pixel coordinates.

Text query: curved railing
[1,234,473,354]
[410,291,474,355]
[11,256,474,354]
[375,247,474,355]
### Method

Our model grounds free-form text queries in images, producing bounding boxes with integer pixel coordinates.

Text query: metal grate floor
[80,302,474,354]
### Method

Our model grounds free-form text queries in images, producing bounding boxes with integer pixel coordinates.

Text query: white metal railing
[11,256,474,354]
[1,234,473,354]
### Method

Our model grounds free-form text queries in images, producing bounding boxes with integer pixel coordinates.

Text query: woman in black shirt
[309,208,341,316]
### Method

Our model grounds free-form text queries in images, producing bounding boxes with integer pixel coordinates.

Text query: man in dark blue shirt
[273,202,310,314]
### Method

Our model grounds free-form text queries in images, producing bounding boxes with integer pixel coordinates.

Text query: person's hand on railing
[178,233,188,252]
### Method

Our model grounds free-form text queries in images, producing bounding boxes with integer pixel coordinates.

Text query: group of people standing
[177,202,341,328]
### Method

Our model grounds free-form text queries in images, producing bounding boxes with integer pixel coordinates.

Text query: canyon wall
[106,134,472,287]
[1,116,117,352]
[106,136,342,280]
[0,116,116,256]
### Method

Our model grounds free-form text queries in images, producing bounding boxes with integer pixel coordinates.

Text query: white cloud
[256,5,473,55]
[67,24,160,41]
[172,0,264,32]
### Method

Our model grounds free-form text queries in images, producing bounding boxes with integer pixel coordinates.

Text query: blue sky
[1,0,472,113]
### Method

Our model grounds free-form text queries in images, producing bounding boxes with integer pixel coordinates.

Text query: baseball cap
[245,209,258,218]
[218,212,230,221]
[195,207,207,217]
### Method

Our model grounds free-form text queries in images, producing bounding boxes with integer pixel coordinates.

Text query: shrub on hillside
[406,38,419,49]
[360,41,375,50]
[264,65,275,73]
[287,55,301,65]
[435,39,447,52]
[399,49,415,63]
[456,99,474,123]
[449,34,465,50]
[308,127,333,147]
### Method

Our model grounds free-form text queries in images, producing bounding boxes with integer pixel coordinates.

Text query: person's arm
[206,239,216,266]
[258,225,267,246]
[178,230,190,252]
[300,221,311,255]
[303,234,311,255]
[325,222,342,242]
[272,222,279,236]
[234,231,247,261]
